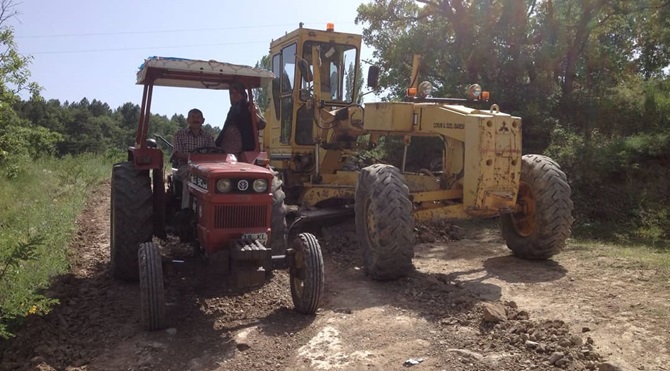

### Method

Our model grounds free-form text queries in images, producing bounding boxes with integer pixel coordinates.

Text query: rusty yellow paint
[470,114,522,211]
[320,172,358,185]
[301,171,358,207]
[300,186,355,208]
[404,173,442,192]
[320,149,343,174]
[363,102,415,131]
[413,203,469,221]
[410,189,463,203]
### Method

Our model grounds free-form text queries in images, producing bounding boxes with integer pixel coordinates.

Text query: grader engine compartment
[363,102,522,218]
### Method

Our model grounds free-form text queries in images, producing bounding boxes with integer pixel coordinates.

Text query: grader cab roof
[136,57,275,89]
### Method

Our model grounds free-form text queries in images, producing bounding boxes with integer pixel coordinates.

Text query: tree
[0,0,55,164]
[254,54,272,113]
[0,0,40,107]
[345,62,364,103]
[356,0,670,147]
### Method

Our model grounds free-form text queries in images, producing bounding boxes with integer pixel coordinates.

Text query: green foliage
[0,237,56,339]
[254,55,272,113]
[0,154,112,338]
[546,126,670,245]
[0,27,40,104]
[0,124,62,168]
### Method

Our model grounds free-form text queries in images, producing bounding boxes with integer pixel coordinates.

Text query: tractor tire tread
[355,164,415,281]
[501,154,574,259]
[110,162,153,281]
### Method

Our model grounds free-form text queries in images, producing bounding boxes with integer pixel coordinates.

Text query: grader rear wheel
[501,155,574,259]
[355,164,415,281]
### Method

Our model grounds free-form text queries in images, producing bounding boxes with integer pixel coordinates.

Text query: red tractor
[110,57,324,331]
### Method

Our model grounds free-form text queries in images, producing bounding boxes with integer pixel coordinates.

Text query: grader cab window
[302,41,358,104]
[271,54,281,120]
[282,44,296,94]
[272,43,297,145]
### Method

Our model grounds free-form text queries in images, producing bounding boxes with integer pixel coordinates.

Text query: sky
[12,0,373,128]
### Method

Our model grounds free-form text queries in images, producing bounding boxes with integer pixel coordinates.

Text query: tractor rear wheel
[269,174,287,256]
[501,155,574,259]
[110,162,154,281]
[355,164,415,280]
[290,233,324,314]
[138,242,166,331]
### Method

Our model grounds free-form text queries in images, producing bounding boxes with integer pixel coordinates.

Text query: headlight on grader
[467,84,482,99]
[418,81,433,97]
[216,179,233,193]
[253,179,268,193]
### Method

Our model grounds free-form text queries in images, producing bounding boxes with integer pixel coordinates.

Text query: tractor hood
[189,155,274,179]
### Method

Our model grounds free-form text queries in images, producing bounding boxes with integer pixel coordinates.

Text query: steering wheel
[191,146,227,155]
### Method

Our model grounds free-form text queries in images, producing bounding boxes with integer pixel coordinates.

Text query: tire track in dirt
[4,182,665,370]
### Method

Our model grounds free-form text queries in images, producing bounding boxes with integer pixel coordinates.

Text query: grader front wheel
[501,155,574,259]
[355,164,415,280]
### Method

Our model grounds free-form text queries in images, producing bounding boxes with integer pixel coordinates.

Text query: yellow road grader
[262,24,574,280]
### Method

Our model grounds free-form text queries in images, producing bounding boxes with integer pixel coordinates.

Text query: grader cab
[262,24,574,281]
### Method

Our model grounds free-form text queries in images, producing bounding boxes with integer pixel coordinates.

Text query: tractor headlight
[216,178,232,193]
[253,179,268,193]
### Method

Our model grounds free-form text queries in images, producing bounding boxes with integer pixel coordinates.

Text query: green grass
[568,238,670,278]
[0,153,114,338]
[452,218,670,279]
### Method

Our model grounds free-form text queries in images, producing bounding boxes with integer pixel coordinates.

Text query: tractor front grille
[214,205,268,229]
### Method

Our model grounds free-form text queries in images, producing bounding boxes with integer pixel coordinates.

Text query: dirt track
[1,182,668,371]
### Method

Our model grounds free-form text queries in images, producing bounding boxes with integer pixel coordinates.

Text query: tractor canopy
[136,56,275,89]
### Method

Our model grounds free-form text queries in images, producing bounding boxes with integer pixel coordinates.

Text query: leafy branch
[0,236,43,282]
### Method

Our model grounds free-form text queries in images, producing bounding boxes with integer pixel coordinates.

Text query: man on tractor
[172,108,215,209]
[215,81,266,158]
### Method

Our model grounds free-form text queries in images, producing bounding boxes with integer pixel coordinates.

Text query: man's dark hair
[188,108,203,117]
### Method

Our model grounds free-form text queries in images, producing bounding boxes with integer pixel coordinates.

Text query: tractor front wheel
[139,242,166,331]
[289,233,324,314]
[501,155,574,259]
[355,164,415,280]
[110,162,153,281]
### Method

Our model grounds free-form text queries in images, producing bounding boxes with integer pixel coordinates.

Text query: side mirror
[298,59,313,83]
[367,66,380,89]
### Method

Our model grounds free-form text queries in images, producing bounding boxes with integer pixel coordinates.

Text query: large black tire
[290,233,324,314]
[110,162,154,281]
[501,154,574,259]
[355,164,415,280]
[138,242,166,331]
[269,174,287,255]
